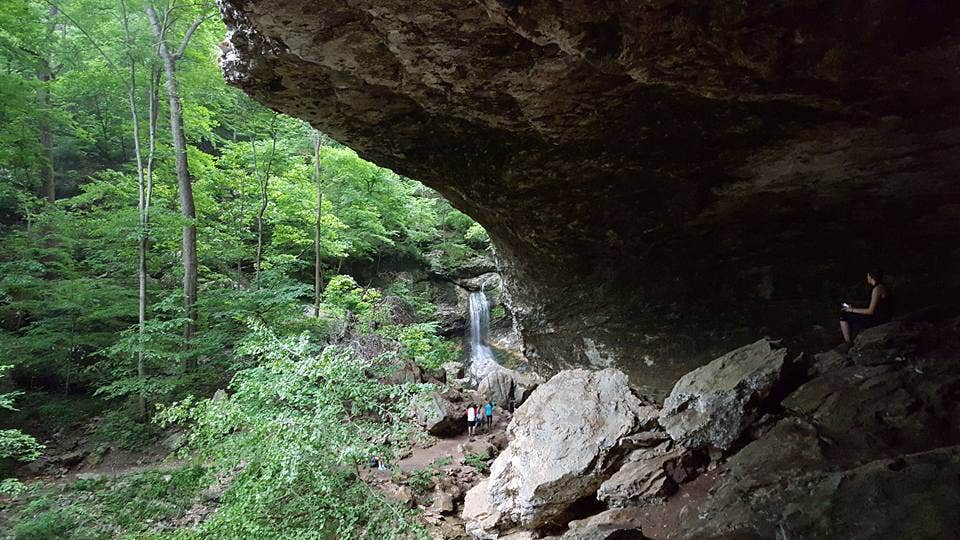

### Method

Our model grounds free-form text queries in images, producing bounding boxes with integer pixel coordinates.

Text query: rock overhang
[217,0,960,397]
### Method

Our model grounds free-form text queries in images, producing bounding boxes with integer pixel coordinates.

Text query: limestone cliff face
[217,0,960,396]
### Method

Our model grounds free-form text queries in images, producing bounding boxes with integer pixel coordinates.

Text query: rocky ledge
[218,0,960,395]
[458,308,960,539]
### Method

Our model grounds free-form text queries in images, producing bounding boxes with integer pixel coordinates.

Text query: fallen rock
[783,356,960,465]
[478,368,542,407]
[481,369,659,530]
[442,361,465,382]
[596,442,685,508]
[562,508,648,540]
[385,359,425,385]
[680,445,960,539]
[52,450,89,467]
[415,392,466,438]
[462,480,503,540]
[380,481,416,509]
[849,320,924,366]
[458,441,496,460]
[659,338,787,450]
[430,485,456,515]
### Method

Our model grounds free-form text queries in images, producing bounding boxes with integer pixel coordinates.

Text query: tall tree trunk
[250,115,277,290]
[123,0,159,417]
[38,5,57,203]
[146,6,206,361]
[313,131,323,317]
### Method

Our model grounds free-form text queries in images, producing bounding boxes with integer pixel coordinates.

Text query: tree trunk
[124,0,159,418]
[146,7,206,362]
[38,5,57,203]
[313,131,323,317]
[250,116,277,290]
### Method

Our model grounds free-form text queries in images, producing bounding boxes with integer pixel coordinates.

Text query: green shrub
[463,452,491,473]
[13,511,78,540]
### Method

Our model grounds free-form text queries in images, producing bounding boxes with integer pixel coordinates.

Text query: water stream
[467,290,501,383]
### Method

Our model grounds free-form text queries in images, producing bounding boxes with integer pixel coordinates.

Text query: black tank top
[873,284,892,322]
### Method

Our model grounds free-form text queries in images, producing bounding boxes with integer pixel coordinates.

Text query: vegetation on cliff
[0,0,489,536]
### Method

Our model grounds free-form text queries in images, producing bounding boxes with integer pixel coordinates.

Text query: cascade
[467,290,499,383]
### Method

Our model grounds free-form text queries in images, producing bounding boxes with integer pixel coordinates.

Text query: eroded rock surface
[218,0,960,394]
[467,369,660,531]
[659,339,786,450]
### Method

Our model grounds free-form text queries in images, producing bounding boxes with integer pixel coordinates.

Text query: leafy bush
[463,452,491,473]
[386,323,459,371]
[323,274,381,316]
[464,223,490,248]
[156,321,427,538]
[92,409,161,452]
[10,466,209,539]
[406,467,438,495]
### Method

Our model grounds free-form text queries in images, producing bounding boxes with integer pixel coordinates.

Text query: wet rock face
[218,0,960,394]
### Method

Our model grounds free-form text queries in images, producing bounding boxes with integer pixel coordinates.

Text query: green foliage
[0,1,492,536]
[91,409,161,451]
[391,323,459,371]
[155,321,427,538]
[463,452,492,473]
[490,305,507,321]
[1,365,43,490]
[406,467,438,495]
[10,466,210,539]
[323,274,380,316]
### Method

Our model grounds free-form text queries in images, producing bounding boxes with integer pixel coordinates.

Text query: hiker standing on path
[466,403,477,439]
[484,401,493,429]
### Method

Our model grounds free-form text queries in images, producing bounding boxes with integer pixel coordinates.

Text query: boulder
[562,508,648,540]
[457,272,502,293]
[462,480,503,540]
[659,338,787,450]
[596,442,685,508]
[384,359,424,385]
[458,440,496,460]
[430,485,456,515]
[442,361,465,382]
[415,392,465,438]
[380,481,416,509]
[783,356,960,466]
[679,445,960,539]
[482,369,660,529]
[477,368,542,407]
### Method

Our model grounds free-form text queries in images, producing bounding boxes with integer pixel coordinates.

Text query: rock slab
[470,368,658,531]
[659,338,786,450]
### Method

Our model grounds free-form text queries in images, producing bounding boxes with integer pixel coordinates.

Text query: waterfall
[467,290,499,382]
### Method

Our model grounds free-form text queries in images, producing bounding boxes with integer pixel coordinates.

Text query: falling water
[467,290,499,382]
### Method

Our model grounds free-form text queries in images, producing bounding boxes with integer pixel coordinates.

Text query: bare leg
[840,320,851,343]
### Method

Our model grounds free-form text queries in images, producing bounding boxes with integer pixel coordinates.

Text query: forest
[0,1,492,537]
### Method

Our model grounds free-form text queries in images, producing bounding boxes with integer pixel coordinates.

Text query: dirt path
[397,410,512,473]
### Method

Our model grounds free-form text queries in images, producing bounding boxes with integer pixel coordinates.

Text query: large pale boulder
[659,338,786,450]
[462,480,504,540]
[482,369,659,529]
[477,368,542,407]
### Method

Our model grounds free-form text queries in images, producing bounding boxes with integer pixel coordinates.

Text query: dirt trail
[397,410,511,473]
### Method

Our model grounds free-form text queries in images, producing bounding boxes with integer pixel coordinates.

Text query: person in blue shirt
[484,401,493,429]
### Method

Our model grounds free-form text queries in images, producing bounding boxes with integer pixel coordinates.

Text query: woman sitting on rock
[839,268,892,348]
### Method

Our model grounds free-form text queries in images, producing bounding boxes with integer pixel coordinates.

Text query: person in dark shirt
[839,268,892,347]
